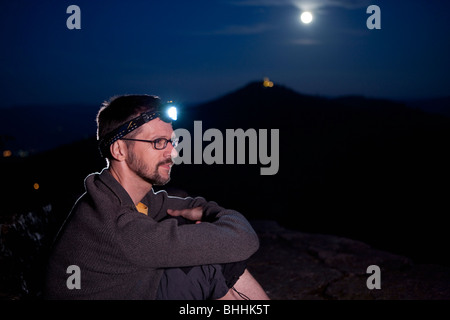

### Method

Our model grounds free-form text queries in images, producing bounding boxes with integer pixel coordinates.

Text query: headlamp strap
[98,111,159,157]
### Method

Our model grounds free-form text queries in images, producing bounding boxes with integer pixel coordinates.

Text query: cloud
[228,0,291,6]
[228,0,371,10]
[290,38,321,46]
[200,23,274,36]
[302,0,372,10]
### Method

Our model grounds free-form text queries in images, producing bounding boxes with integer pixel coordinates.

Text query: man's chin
[153,176,171,186]
[153,169,171,186]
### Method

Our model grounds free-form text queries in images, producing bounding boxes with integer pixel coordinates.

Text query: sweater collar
[96,168,137,210]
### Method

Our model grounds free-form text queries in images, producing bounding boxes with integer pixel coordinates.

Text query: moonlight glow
[300,11,313,24]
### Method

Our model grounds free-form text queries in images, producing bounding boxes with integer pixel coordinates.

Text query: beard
[127,151,172,186]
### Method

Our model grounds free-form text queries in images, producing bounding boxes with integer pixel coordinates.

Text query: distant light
[33,183,40,190]
[300,11,313,24]
[263,77,274,88]
[18,150,29,157]
[3,150,12,157]
[167,106,177,121]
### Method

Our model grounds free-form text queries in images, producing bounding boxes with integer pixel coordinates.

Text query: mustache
[157,159,173,167]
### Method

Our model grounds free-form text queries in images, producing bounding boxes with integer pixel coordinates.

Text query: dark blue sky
[1,0,449,108]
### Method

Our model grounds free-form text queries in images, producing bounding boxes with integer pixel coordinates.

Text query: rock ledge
[248,220,450,300]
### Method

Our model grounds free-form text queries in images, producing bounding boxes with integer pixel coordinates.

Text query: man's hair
[96,94,161,159]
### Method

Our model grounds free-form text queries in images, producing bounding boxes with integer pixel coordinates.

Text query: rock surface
[247,220,450,300]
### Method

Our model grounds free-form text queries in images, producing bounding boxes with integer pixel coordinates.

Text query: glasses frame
[120,137,178,150]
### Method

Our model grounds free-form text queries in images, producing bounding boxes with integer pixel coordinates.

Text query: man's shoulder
[83,168,134,208]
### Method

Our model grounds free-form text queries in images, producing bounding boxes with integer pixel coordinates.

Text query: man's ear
[109,140,127,161]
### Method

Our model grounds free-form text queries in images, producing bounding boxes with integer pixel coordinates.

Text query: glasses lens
[153,138,178,150]
[154,138,167,150]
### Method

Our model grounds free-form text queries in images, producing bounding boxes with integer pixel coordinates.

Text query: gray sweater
[44,168,259,299]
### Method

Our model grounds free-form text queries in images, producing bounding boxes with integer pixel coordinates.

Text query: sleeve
[116,192,260,269]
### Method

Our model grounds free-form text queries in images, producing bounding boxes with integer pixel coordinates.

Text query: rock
[248,220,450,300]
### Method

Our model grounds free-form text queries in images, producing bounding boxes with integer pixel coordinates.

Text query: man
[44,94,268,300]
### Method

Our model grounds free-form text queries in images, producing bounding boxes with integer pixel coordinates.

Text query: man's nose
[164,143,178,161]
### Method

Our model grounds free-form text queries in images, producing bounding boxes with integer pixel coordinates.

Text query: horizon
[1,79,449,110]
[1,78,449,158]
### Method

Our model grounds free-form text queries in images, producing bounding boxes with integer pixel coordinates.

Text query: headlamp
[166,105,178,121]
[98,101,178,158]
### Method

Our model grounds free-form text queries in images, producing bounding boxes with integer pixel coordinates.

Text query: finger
[167,207,201,215]
[167,209,182,216]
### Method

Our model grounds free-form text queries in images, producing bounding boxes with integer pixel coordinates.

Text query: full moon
[300,11,313,24]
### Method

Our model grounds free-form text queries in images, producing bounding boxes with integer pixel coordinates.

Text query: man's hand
[167,206,203,223]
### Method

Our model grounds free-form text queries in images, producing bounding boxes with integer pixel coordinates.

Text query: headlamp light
[166,105,178,121]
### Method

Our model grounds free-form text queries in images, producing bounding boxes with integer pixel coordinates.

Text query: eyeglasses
[120,137,179,150]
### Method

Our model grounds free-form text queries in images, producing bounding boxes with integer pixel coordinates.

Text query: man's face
[125,118,176,186]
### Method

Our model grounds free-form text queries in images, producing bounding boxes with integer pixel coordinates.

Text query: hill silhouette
[1,81,450,268]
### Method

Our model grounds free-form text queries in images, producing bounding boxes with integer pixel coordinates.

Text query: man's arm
[116,192,259,269]
[166,206,203,223]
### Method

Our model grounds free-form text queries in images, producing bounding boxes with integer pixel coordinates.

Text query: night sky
[1,0,450,108]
